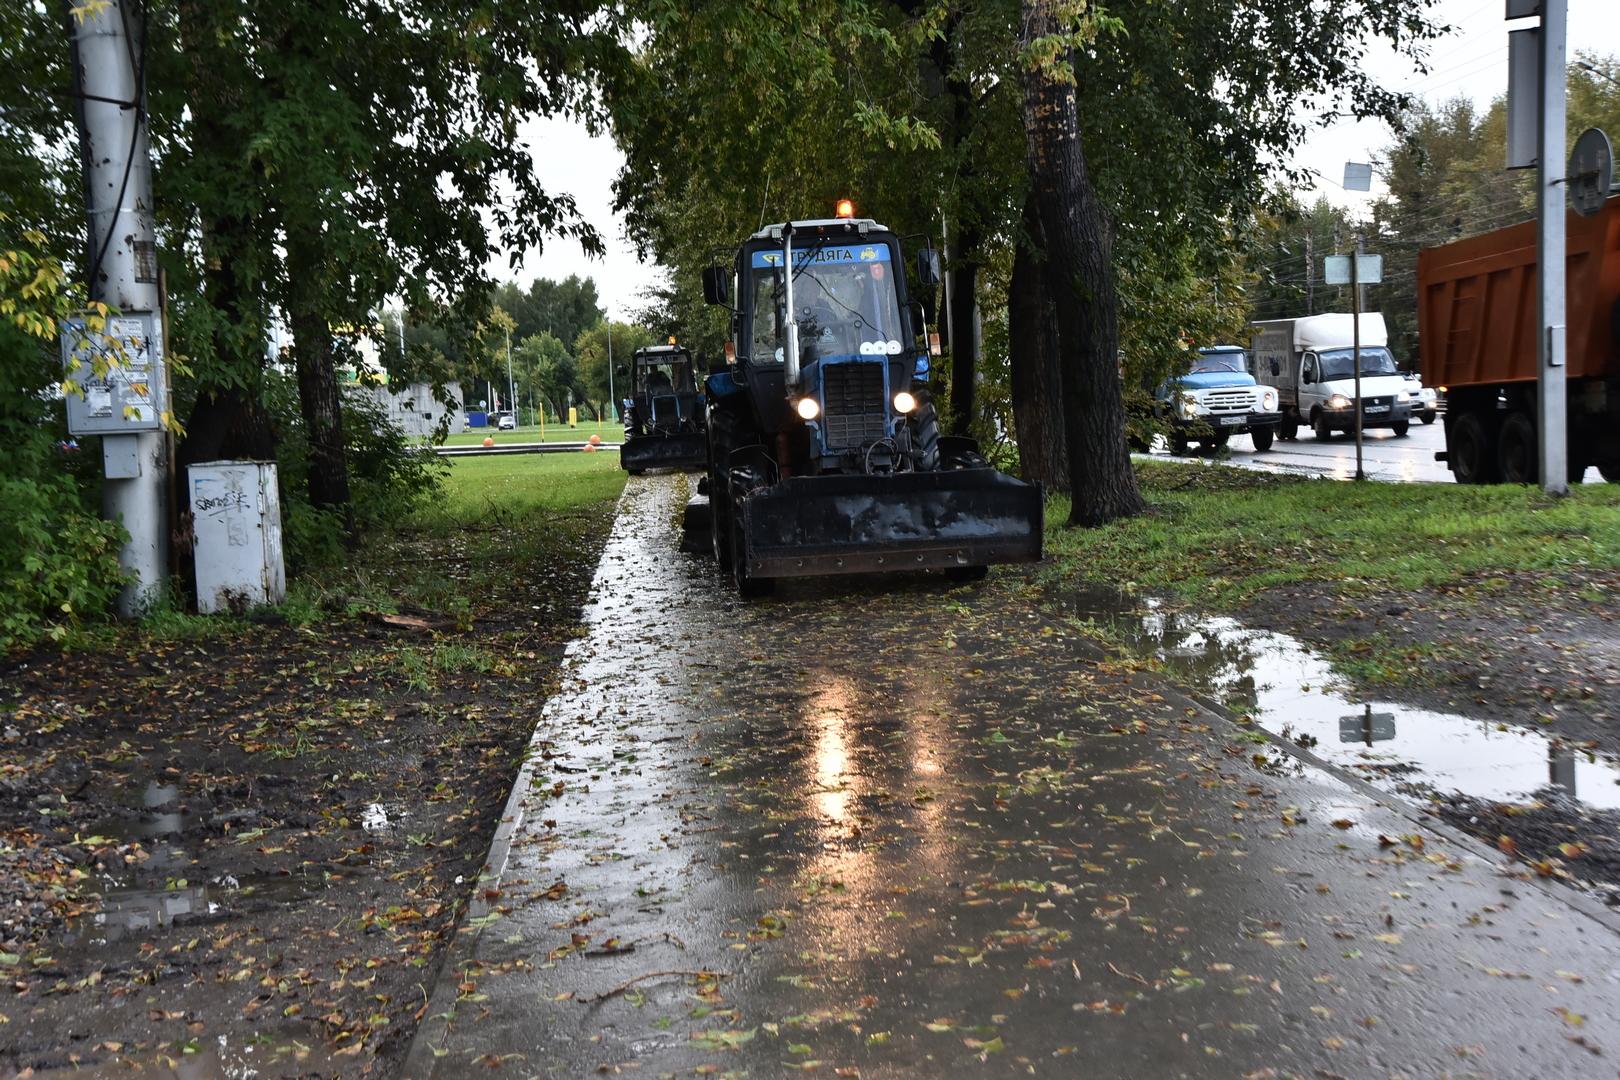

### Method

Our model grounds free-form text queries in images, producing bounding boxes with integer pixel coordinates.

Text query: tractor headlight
[1326,394,1352,410]
[796,397,820,421]
[893,391,917,414]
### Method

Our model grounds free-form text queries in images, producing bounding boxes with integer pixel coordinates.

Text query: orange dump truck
[1418,193,1620,484]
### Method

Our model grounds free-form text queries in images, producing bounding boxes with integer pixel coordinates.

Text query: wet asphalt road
[1148,416,1611,485]
[408,476,1620,1078]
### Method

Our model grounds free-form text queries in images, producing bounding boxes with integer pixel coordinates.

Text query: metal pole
[504,326,515,426]
[1355,232,1368,315]
[68,1,168,615]
[1305,233,1315,315]
[606,314,614,423]
[1538,0,1569,494]
[1351,247,1365,481]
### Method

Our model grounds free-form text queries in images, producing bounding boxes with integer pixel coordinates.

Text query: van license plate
[1365,405,1388,413]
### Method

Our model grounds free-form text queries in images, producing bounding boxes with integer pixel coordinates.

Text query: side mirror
[701,266,731,306]
[916,246,941,287]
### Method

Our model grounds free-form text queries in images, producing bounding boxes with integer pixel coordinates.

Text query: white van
[1250,313,1415,441]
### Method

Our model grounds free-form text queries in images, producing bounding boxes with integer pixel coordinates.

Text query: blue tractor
[687,204,1043,596]
[620,344,706,474]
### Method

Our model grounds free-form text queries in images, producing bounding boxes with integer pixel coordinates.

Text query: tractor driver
[644,365,672,393]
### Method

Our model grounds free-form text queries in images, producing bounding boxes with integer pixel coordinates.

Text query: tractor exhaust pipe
[782,225,801,390]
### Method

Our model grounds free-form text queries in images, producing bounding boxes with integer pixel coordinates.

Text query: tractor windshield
[637,359,695,393]
[748,242,903,365]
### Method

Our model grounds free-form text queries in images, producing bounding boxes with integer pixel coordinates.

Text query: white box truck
[1250,313,1415,441]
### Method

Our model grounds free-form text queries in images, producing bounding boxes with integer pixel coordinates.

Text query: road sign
[1323,254,1383,285]
[60,311,166,435]
[1339,710,1396,745]
[1569,127,1612,217]
[1342,162,1373,191]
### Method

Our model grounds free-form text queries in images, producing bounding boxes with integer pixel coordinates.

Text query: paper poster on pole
[60,311,166,435]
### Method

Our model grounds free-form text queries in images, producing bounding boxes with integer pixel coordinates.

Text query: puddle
[1069,587,1620,813]
[66,871,329,945]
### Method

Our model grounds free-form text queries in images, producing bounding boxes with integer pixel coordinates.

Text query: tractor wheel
[628,467,646,476]
[1392,420,1410,438]
[1251,427,1275,452]
[910,392,941,471]
[1497,411,1536,484]
[1313,412,1334,441]
[730,483,774,598]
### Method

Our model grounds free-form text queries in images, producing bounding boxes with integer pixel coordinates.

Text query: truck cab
[1156,345,1281,454]
[1252,313,1415,441]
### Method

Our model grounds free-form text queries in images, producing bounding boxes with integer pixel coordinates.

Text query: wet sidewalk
[407,475,1620,1078]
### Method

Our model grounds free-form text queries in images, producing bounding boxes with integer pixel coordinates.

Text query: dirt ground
[1239,569,1620,751]
[0,502,614,1077]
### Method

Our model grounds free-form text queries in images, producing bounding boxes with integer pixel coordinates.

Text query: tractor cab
[629,344,701,436]
[619,343,707,474]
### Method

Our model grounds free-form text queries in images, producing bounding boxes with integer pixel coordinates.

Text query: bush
[264,371,445,568]
[0,222,129,650]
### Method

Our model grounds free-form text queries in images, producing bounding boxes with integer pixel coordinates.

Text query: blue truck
[1157,345,1282,454]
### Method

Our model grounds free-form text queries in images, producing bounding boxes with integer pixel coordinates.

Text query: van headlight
[1326,394,1352,410]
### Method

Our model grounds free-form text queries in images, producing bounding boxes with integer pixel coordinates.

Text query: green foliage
[574,320,656,413]
[0,223,126,650]
[265,372,446,569]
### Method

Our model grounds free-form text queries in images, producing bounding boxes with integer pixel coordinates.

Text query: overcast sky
[496,0,1620,318]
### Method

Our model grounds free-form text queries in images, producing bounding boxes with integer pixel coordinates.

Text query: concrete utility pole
[1537,0,1569,495]
[606,316,614,422]
[67,1,168,615]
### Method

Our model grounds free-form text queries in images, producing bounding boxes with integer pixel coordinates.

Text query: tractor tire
[628,468,646,476]
[910,393,941,471]
[1313,412,1334,440]
[1497,411,1536,484]
[1448,410,1498,484]
[1392,420,1410,438]
[1251,427,1275,452]
[729,482,774,598]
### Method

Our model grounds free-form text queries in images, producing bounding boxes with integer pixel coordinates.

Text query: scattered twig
[590,969,728,1003]
[1108,961,1149,986]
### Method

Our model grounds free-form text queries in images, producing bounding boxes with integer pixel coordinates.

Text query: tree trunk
[1009,195,1068,493]
[173,0,276,472]
[286,236,354,533]
[1020,0,1145,526]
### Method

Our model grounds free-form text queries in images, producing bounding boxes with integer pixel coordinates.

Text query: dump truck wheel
[1601,464,1620,483]
[1251,428,1274,452]
[911,394,941,471]
[1497,411,1536,484]
[1449,410,1499,484]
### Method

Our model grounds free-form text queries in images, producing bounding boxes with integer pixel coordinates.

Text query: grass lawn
[420,448,627,525]
[440,420,621,446]
[1045,460,1620,605]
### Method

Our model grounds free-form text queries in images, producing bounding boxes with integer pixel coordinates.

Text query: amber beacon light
[835,198,855,218]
